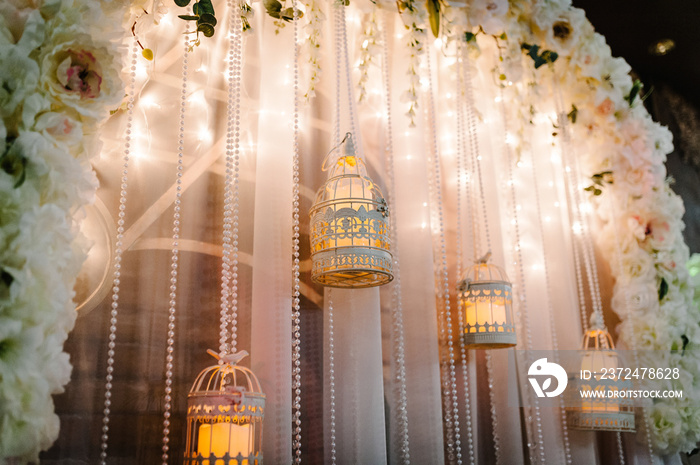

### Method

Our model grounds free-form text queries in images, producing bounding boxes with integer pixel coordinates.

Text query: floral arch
[0,0,698,463]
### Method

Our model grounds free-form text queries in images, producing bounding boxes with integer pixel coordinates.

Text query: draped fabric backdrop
[38,1,690,464]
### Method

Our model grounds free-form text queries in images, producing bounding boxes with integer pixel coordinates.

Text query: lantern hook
[476,251,492,264]
[322,132,357,171]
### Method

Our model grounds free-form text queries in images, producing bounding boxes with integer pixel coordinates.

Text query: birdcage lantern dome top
[189,350,264,398]
[459,261,511,288]
[313,134,386,209]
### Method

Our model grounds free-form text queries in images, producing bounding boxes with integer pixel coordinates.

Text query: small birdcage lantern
[185,350,265,465]
[566,316,635,432]
[457,253,516,348]
[309,133,393,288]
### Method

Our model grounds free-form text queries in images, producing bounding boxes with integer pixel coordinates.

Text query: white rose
[34,109,85,152]
[570,32,610,79]
[542,7,591,55]
[39,27,122,122]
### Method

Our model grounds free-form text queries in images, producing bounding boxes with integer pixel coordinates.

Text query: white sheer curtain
[41,2,674,464]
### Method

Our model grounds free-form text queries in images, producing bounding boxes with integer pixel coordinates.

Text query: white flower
[570,32,610,79]
[542,7,591,55]
[650,403,684,454]
[468,0,508,34]
[39,28,122,122]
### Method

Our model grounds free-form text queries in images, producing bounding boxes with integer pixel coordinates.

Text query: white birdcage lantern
[309,133,393,288]
[566,320,635,432]
[458,254,516,348]
[185,350,265,465]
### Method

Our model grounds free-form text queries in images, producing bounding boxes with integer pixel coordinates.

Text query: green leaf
[659,278,669,300]
[196,0,215,15]
[178,14,199,20]
[567,104,578,124]
[197,22,215,37]
[280,7,302,21]
[465,32,476,43]
[540,49,558,64]
[263,0,282,18]
[198,13,217,26]
[625,79,643,106]
[426,0,440,38]
[174,0,191,6]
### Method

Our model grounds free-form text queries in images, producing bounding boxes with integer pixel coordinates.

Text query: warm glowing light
[434,38,443,49]
[572,222,583,235]
[197,423,252,465]
[309,135,393,288]
[460,262,516,348]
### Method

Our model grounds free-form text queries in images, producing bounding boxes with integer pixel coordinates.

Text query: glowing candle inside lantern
[465,295,507,333]
[580,349,619,413]
[197,422,252,465]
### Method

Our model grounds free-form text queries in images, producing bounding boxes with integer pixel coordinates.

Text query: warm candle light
[459,260,516,348]
[198,422,252,465]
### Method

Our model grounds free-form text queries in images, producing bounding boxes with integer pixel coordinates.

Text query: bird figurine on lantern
[184,350,265,465]
[309,132,393,288]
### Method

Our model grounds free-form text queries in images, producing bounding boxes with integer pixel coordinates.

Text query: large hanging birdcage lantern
[566,323,635,432]
[309,133,393,288]
[458,254,516,348]
[185,350,265,465]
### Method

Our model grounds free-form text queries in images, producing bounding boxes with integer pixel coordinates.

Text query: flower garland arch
[0,0,698,460]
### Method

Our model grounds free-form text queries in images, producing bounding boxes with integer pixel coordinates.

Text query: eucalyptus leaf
[197,0,215,15]
[197,22,215,37]
[199,13,217,26]
[1,142,27,188]
[178,14,199,20]
[174,0,191,6]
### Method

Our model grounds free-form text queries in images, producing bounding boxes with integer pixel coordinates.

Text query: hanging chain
[228,0,243,354]
[291,0,303,460]
[327,291,338,464]
[497,83,545,464]
[454,41,476,465]
[99,37,138,465]
[380,13,410,464]
[523,88,572,464]
[160,30,189,465]
[425,45,462,465]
